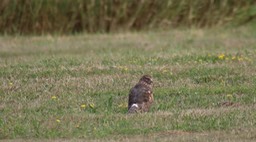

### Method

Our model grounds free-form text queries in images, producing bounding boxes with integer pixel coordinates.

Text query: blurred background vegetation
[0,0,255,35]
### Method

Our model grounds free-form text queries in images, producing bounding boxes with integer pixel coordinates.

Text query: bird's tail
[128,104,139,113]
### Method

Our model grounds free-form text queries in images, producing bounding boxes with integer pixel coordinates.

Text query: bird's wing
[128,86,140,109]
[128,84,152,109]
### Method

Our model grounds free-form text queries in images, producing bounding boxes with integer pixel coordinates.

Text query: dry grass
[0,0,255,34]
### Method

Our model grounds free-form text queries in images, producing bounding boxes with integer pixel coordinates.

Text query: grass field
[1,25,256,141]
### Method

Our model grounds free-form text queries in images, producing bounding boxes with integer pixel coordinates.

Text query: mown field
[1,25,256,141]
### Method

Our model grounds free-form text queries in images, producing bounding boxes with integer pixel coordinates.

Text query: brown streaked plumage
[128,75,154,113]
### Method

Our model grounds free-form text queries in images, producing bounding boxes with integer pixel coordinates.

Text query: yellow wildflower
[89,103,95,108]
[123,67,128,71]
[218,54,225,60]
[9,82,13,86]
[238,57,243,61]
[118,103,127,108]
[56,119,61,123]
[226,94,233,99]
[81,104,86,108]
[116,66,128,71]
[51,96,57,99]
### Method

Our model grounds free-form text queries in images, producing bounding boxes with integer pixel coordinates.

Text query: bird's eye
[146,78,152,84]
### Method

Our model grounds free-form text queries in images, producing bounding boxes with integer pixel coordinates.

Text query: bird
[128,75,154,113]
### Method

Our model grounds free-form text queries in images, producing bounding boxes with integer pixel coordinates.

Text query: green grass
[1,26,256,141]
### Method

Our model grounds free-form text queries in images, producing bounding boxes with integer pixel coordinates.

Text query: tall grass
[0,0,255,34]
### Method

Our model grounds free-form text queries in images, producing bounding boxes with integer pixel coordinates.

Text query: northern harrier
[128,75,154,113]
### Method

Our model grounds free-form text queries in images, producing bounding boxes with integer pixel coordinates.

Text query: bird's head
[139,75,153,86]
